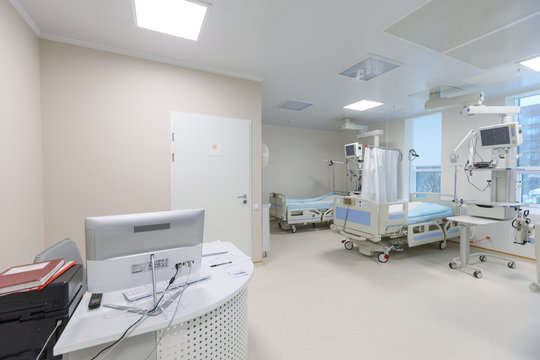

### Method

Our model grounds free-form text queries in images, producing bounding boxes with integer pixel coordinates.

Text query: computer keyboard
[123,271,210,302]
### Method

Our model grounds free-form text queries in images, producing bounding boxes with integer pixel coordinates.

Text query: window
[406,113,442,193]
[514,93,540,204]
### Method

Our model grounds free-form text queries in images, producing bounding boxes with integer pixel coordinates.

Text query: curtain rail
[365,145,403,161]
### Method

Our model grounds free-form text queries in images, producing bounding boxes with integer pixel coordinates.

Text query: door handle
[237,194,247,199]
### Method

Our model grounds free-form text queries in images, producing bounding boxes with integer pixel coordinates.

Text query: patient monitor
[478,122,523,149]
[345,142,363,160]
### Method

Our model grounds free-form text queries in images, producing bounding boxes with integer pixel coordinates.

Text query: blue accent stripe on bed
[389,214,405,220]
[448,228,459,234]
[288,217,320,223]
[413,231,443,241]
[336,207,371,226]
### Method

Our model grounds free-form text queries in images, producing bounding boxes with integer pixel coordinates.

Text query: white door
[171,112,252,256]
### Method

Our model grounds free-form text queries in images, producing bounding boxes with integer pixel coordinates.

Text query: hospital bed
[269,191,347,233]
[331,192,460,262]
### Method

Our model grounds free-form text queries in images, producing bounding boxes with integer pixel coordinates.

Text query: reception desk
[54,241,253,360]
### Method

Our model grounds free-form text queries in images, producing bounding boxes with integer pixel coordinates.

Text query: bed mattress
[405,202,453,225]
[286,193,336,211]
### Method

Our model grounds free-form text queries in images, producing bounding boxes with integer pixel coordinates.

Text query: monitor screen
[480,126,511,147]
[85,209,204,292]
[345,144,356,157]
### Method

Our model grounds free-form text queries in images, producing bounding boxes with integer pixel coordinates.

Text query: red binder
[0,258,65,295]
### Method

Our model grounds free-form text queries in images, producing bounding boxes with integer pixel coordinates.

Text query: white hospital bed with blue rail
[330,192,460,262]
[270,191,347,233]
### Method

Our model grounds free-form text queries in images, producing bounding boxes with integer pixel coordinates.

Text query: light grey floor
[248,222,540,360]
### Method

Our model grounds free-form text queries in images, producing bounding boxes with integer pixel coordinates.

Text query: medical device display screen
[480,126,510,147]
[345,144,356,157]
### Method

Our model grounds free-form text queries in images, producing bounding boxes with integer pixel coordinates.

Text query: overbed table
[447,215,516,278]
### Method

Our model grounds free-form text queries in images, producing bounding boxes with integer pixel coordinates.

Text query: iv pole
[322,159,344,192]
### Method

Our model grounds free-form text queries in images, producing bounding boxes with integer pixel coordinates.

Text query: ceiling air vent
[277,99,313,111]
[340,53,402,81]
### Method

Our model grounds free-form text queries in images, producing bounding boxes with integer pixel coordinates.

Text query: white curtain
[361,147,399,202]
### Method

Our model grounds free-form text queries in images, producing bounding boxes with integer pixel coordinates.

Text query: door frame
[170,112,253,256]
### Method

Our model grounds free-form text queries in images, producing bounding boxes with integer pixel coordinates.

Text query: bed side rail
[269,192,287,219]
[377,200,409,234]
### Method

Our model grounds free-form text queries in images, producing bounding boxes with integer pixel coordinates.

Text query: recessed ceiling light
[277,100,313,111]
[340,54,402,81]
[520,55,540,72]
[134,0,210,41]
[344,100,384,111]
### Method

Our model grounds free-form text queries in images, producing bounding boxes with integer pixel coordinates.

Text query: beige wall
[262,125,346,200]
[40,40,263,262]
[0,2,44,269]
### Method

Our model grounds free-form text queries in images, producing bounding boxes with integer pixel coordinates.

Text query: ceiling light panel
[445,14,540,69]
[277,100,313,111]
[384,0,540,54]
[339,54,401,81]
[344,100,384,111]
[134,0,209,41]
[520,55,540,72]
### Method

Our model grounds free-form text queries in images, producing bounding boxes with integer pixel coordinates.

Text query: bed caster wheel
[449,262,457,269]
[479,255,487,262]
[278,222,282,229]
[473,271,483,279]
[530,283,540,292]
[438,241,446,250]
[378,253,389,263]
[508,261,516,269]
[344,241,353,250]
[291,225,297,233]
[312,223,316,228]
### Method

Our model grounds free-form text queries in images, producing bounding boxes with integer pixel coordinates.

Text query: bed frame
[269,191,346,233]
[330,192,460,262]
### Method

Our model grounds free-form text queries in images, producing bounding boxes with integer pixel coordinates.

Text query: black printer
[0,264,83,360]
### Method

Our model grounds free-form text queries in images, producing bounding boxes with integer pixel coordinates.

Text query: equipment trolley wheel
[473,271,483,279]
[449,262,457,269]
[344,241,353,251]
[378,253,389,263]
[479,255,487,262]
[291,225,297,233]
[507,261,516,269]
[530,283,540,292]
[438,241,446,250]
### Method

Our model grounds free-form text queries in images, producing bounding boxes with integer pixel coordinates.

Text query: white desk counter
[55,241,253,360]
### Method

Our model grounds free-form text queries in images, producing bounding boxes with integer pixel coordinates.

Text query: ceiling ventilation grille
[339,54,402,81]
[277,100,313,111]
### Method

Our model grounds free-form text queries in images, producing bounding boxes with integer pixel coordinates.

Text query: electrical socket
[175,260,195,269]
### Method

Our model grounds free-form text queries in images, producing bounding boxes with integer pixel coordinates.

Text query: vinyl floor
[247,222,540,360]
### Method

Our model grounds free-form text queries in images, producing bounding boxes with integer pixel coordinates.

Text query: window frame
[509,90,540,207]
[405,112,442,194]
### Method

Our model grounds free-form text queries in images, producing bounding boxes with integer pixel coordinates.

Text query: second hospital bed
[269,192,346,233]
[331,192,460,262]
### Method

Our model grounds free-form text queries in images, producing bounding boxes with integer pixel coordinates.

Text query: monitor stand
[103,254,178,316]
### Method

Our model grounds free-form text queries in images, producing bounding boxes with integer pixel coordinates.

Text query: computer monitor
[85,209,204,293]
[478,122,523,149]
